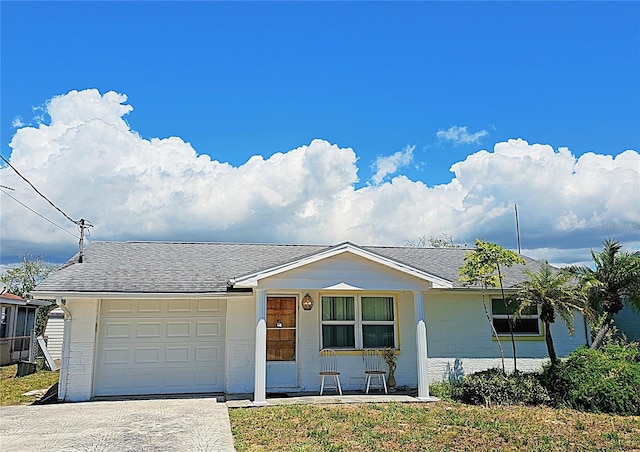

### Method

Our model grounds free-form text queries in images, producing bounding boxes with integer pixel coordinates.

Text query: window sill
[492,335,544,342]
[328,349,401,356]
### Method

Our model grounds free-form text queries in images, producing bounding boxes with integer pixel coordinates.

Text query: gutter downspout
[56,297,72,402]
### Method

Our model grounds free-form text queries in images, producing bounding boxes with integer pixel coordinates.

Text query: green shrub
[461,368,550,406]
[542,344,640,415]
[429,381,463,401]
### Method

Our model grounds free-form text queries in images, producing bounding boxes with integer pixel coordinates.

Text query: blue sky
[1,1,639,267]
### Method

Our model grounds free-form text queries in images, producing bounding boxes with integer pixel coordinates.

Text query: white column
[254,289,267,405]
[414,290,424,323]
[414,291,430,400]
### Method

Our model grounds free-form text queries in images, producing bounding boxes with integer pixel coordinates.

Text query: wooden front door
[266,296,297,387]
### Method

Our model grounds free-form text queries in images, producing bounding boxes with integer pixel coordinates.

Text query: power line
[1,154,93,262]
[0,154,78,225]
[0,189,80,239]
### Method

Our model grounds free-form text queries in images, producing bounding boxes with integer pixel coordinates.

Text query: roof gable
[232,242,452,289]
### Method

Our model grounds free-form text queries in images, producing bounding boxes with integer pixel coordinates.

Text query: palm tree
[511,262,591,365]
[567,239,640,350]
[459,239,525,372]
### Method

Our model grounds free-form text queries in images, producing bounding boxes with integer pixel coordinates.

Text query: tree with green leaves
[567,239,640,350]
[459,239,525,372]
[511,262,592,366]
[405,233,465,248]
[1,254,57,336]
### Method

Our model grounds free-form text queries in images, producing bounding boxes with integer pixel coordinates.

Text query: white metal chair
[319,349,342,395]
[362,348,387,394]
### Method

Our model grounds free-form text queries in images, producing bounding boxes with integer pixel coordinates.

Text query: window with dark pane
[491,298,540,335]
[322,325,355,348]
[322,296,355,321]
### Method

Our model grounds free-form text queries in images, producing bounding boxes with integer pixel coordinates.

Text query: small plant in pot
[382,347,397,391]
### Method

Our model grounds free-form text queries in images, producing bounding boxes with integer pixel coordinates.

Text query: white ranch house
[32,241,589,403]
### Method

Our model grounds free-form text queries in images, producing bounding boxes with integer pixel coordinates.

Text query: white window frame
[491,298,541,336]
[320,294,397,349]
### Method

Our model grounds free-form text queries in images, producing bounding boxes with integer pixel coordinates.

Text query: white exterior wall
[56,253,590,399]
[238,290,417,393]
[225,296,256,393]
[424,290,589,382]
[257,253,432,392]
[60,298,99,402]
[394,292,419,387]
[615,305,640,341]
[296,290,321,392]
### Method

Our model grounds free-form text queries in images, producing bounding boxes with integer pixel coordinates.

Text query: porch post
[254,289,267,406]
[413,291,430,400]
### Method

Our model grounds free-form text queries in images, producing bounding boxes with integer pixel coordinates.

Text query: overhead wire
[1,153,93,262]
[0,154,79,225]
[0,188,80,239]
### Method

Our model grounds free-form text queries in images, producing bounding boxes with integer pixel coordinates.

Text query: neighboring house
[44,307,65,363]
[0,292,50,365]
[615,305,640,342]
[32,241,589,403]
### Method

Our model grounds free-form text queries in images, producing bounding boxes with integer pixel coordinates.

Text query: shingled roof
[33,241,546,295]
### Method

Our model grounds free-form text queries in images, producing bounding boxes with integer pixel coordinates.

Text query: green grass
[229,402,640,451]
[0,364,59,406]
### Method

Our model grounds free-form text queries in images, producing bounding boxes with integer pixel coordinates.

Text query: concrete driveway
[0,397,235,452]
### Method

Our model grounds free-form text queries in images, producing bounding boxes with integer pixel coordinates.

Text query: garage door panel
[100,299,228,317]
[102,347,130,365]
[137,299,162,313]
[196,320,223,337]
[168,300,191,313]
[95,299,226,397]
[195,345,220,362]
[98,370,133,391]
[166,346,190,362]
[135,347,160,363]
[162,368,190,389]
[194,368,222,387]
[166,321,191,337]
[136,322,161,338]
[104,322,132,339]
[103,299,135,314]
[196,299,226,314]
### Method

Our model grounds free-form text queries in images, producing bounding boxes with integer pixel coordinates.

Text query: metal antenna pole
[78,219,85,263]
[77,219,93,263]
[515,204,521,254]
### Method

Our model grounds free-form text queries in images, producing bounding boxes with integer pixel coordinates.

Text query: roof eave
[30,290,248,299]
[0,298,51,307]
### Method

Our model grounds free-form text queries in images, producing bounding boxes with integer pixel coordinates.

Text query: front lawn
[229,402,640,451]
[0,364,59,406]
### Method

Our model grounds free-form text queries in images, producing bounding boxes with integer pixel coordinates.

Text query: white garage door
[94,298,226,397]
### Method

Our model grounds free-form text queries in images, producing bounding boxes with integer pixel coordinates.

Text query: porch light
[301,293,314,311]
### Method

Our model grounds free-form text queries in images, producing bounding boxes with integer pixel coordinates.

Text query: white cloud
[11,116,24,128]
[437,125,489,145]
[371,145,414,185]
[1,89,638,266]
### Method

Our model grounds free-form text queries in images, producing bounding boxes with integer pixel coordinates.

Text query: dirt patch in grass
[0,364,59,406]
[229,402,640,451]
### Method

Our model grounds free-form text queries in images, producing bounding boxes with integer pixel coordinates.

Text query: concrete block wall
[56,288,589,400]
[225,296,255,393]
[296,290,321,392]
[290,290,420,392]
[61,298,98,402]
[423,290,589,382]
